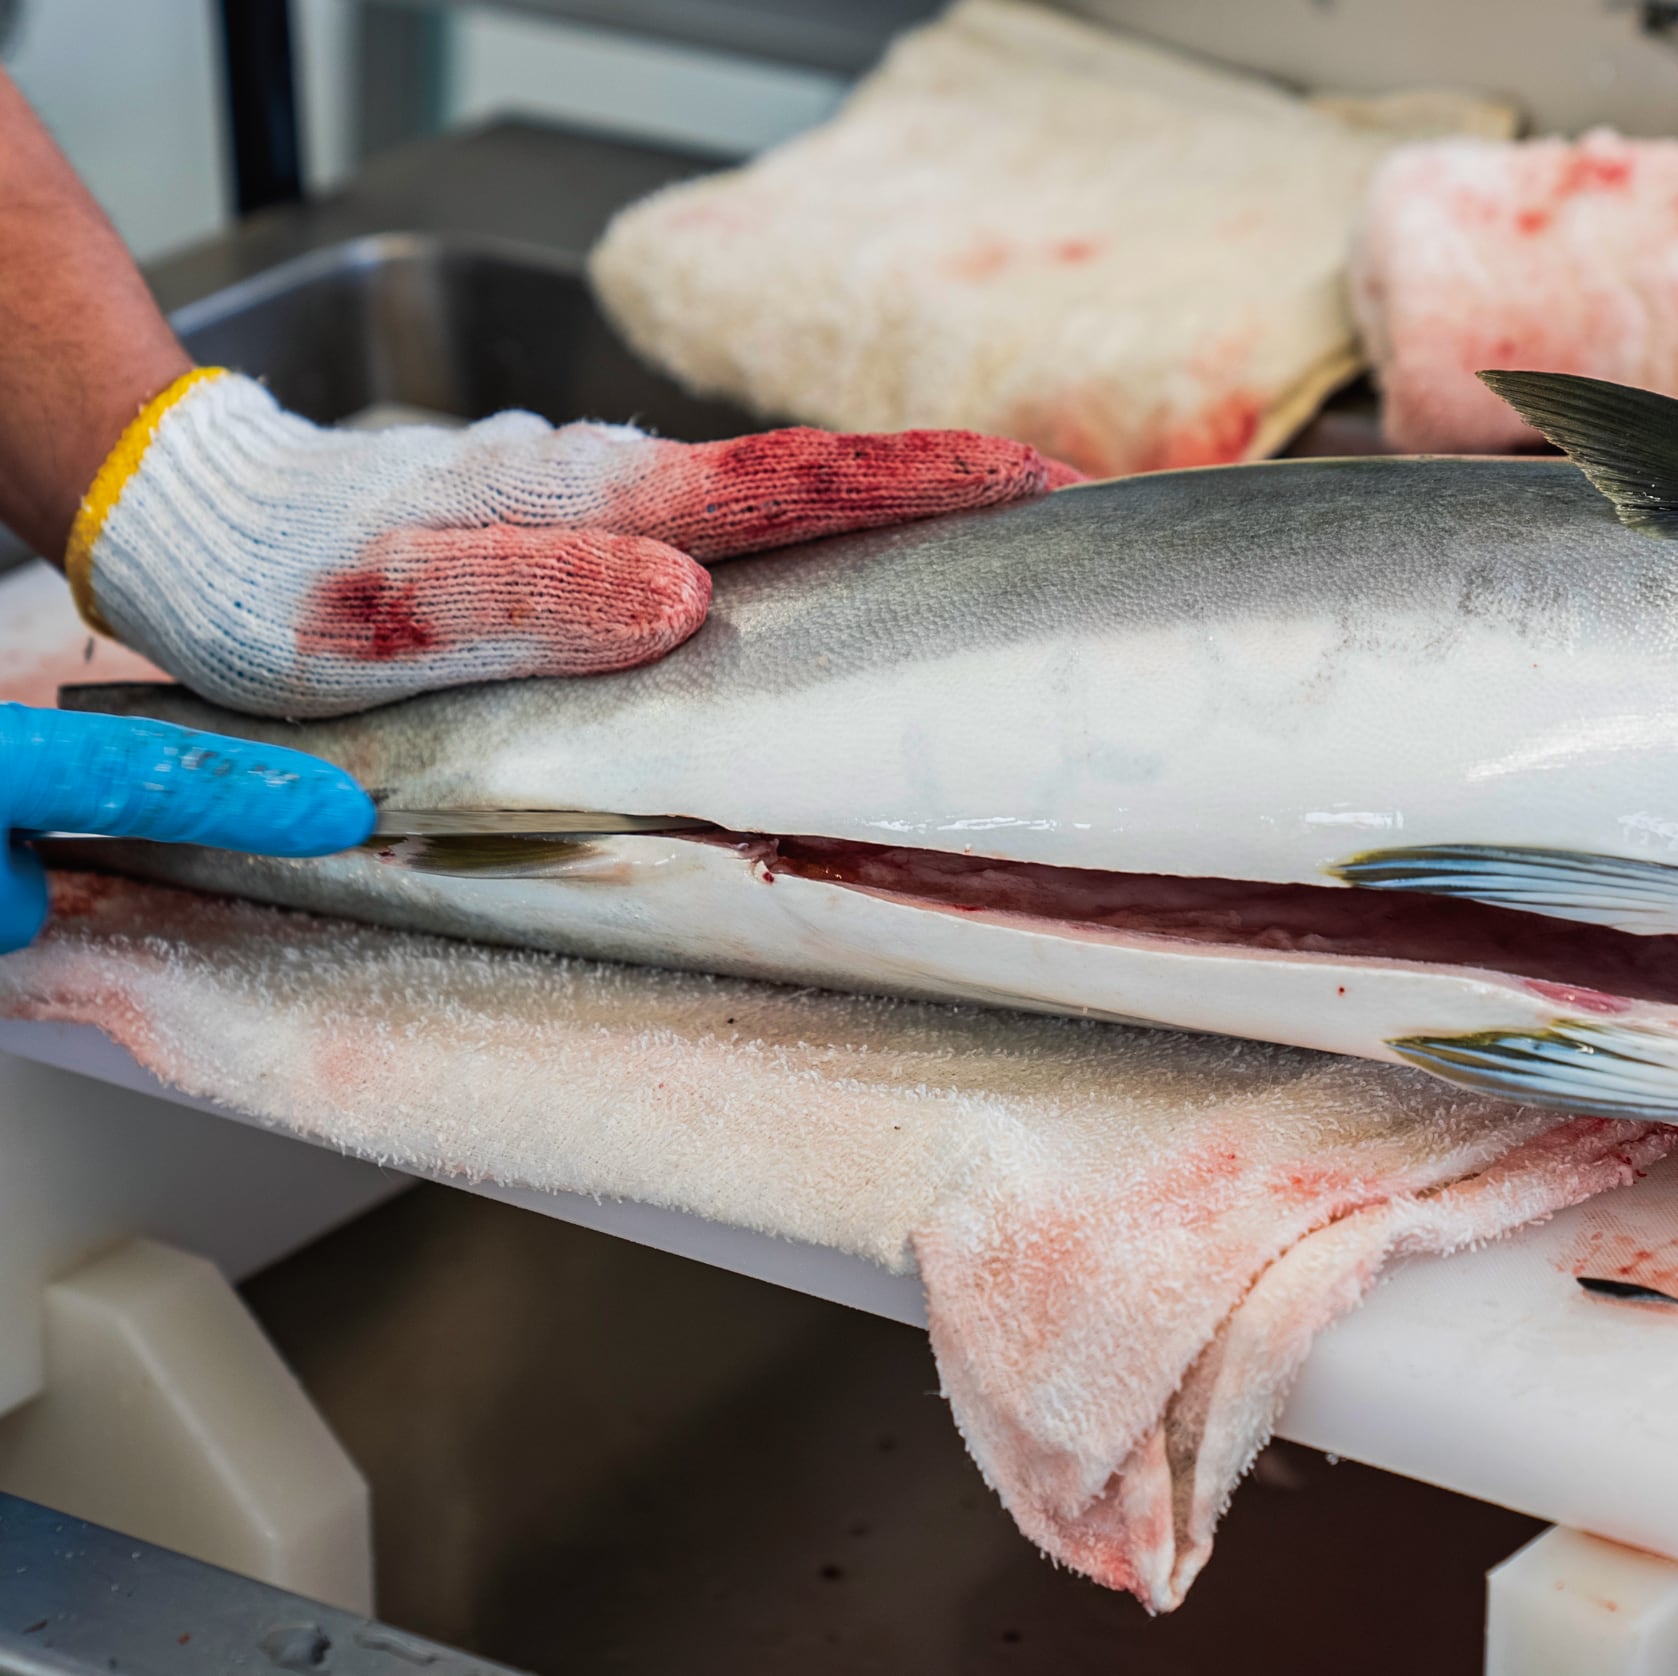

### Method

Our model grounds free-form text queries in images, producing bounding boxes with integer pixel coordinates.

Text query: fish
[55,371,1678,1122]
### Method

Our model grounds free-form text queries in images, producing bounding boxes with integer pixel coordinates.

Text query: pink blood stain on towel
[1007,388,1265,481]
[948,235,1016,282]
[1139,390,1264,474]
[1353,129,1678,452]
[1006,323,1266,477]
[5,871,1675,1613]
[917,1110,1676,1609]
[948,235,1103,280]
[9,875,171,1065]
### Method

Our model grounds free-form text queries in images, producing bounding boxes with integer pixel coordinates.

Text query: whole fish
[60,372,1678,1121]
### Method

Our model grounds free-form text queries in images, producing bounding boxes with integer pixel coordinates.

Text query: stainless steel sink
[0,233,762,574]
[168,232,763,437]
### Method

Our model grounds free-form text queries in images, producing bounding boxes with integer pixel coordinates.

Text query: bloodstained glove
[0,703,374,953]
[65,370,1079,719]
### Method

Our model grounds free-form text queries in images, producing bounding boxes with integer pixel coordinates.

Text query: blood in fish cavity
[753,836,1678,1006]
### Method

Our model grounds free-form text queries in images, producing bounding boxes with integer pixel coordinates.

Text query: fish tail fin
[1477,369,1678,538]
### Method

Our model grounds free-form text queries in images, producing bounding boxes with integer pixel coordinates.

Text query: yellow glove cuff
[65,366,229,638]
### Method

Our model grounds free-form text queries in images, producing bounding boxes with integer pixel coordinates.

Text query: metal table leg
[216,0,304,216]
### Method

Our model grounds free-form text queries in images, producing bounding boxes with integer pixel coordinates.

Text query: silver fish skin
[60,452,1678,1120]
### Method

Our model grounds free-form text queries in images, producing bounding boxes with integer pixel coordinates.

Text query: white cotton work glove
[66,369,1076,719]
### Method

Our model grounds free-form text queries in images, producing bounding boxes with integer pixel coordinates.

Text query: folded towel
[1352,129,1678,451]
[4,871,1667,1611]
[589,0,1510,478]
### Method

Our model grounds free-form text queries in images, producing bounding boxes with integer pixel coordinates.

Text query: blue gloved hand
[0,703,375,954]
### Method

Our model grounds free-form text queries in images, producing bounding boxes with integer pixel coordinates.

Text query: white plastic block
[1487,1526,1678,1676]
[0,1041,398,1418]
[0,1238,372,1611]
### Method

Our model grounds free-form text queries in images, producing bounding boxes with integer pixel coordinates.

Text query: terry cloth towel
[588,0,1511,478]
[3,874,1670,1612]
[1352,129,1678,452]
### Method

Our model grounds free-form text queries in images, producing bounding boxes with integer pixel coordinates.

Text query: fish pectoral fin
[1391,1021,1678,1120]
[1477,369,1678,538]
[365,834,609,878]
[1330,843,1678,936]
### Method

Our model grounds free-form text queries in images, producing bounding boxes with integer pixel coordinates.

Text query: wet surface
[244,1185,1543,1675]
[1567,1223,1678,1309]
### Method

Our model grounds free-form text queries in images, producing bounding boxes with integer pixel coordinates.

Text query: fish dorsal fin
[1477,369,1678,538]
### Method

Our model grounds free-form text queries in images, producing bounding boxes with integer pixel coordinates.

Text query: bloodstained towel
[1353,129,1678,452]
[0,871,1667,1611]
[588,0,1510,480]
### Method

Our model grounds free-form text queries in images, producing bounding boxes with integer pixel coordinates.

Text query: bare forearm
[0,68,191,561]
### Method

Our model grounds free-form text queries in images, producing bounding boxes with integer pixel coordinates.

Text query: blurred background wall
[0,0,846,263]
[3,0,1677,268]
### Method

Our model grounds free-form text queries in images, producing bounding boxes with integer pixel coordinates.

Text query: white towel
[589,0,1510,478]
[2,871,1666,1611]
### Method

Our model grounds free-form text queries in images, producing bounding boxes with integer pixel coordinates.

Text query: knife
[363,810,728,876]
[368,809,717,839]
[32,808,719,842]
[29,809,726,878]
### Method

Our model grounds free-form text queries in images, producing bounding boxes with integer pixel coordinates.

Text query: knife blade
[29,809,721,844]
[369,809,718,839]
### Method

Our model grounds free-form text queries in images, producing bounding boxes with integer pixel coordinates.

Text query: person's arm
[0,67,191,560]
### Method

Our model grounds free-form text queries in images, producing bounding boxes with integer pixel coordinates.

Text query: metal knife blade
[29,810,720,844]
[368,809,718,839]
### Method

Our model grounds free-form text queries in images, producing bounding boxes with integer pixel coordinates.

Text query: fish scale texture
[81,372,1059,718]
[3,870,1669,1612]
[588,0,1511,479]
[1352,130,1678,451]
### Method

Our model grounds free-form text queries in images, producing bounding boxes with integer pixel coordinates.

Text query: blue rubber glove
[0,703,375,954]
